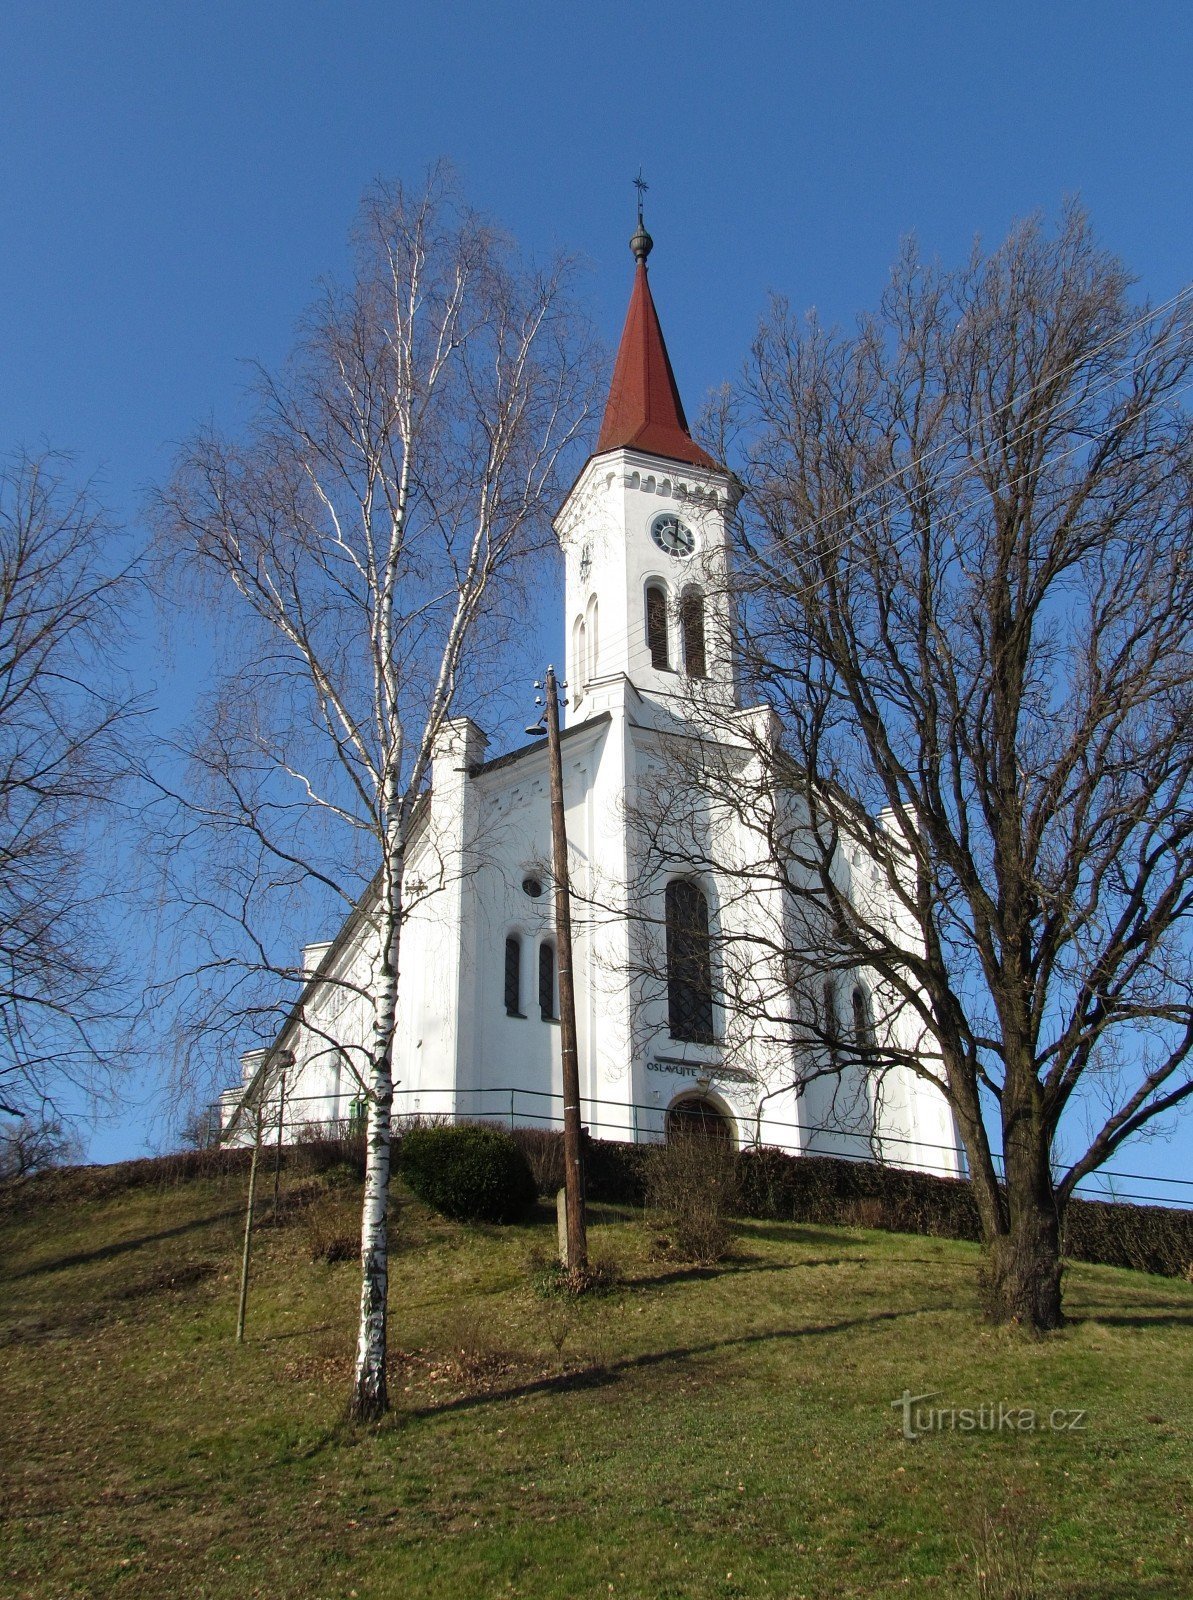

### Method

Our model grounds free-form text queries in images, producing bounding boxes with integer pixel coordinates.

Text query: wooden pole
[543,665,587,1275]
[271,1067,287,1220]
[235,1109,263,1344]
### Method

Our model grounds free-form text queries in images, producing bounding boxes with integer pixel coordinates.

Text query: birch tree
[154,173,596,1417]
[709,208,1193,1329]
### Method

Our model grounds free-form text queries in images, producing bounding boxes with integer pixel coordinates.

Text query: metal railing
[216,1081,1193,1211]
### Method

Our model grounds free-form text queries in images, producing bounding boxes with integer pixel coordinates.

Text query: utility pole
[271,1064,288,1221]
[540,665,588,1275]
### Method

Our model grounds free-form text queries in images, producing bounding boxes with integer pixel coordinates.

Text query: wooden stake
[235,1109,262,1344]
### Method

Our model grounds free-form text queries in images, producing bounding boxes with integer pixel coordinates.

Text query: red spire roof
[595,257,718,471]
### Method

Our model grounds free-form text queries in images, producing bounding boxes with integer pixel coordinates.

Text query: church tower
[554,210,740,727]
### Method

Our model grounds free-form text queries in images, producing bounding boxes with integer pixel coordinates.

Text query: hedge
[508,1127,1193,1280]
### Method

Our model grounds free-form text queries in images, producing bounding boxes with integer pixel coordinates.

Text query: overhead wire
[546,277,1193,678]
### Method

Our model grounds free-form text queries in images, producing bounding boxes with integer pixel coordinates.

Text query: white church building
[221,217,964,1177]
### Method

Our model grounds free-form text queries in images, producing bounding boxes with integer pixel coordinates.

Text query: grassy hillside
[1,1157,1190,1599]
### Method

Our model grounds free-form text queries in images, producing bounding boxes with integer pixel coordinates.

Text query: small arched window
[539,941,557,1021]
[665,879,714,1043]
[504,935,524,1017]
[645,583,669,670]
[681,588,706,678]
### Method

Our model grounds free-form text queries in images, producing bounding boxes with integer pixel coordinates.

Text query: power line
[553,274,1193,677]
[559,321,1193,675]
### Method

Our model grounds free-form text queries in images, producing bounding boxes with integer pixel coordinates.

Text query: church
[221,212,964,1177]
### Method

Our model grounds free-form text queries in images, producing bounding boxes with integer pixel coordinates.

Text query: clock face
[650,512,696,558]
[579,543,592,582]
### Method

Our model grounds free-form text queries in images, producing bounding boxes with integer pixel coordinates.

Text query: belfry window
[539,941,557,1021]
[645,583,669,670]
[851,985,873,1049]
[665,879,714,1043]
[681,588,706,678]
[504,935,524,1017]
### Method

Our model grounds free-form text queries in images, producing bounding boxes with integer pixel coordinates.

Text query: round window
[521,876,544,898]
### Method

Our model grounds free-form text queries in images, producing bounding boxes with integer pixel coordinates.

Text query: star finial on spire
[630,169,653,263]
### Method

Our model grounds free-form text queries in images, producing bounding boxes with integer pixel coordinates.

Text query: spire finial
[630,169,653,263]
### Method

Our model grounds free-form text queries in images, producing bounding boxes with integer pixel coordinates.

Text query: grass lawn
[1,1159,1190,1599]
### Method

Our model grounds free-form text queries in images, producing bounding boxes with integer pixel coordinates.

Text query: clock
[579,542,592,582]
[650,512,696,558]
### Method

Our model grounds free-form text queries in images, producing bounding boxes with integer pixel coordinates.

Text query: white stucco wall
[221,443,963,1179]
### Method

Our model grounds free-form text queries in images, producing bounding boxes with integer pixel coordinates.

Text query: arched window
[823,978,841,1064]
[851,985,873,1049]
[645,583,669,670]
[538,941,557,1021]
[665,879,714,1043]
[573,619,586,708]
[681,588,706,678]
[585,595,599,681]
[504,935,524,1017]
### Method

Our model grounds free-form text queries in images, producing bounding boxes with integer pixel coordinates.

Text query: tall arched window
[645,583,669,670]
[585,595,599,681]
[681,588,706,678]
[665,879,714,1043]
[504,935,524,1017]
[823,978,841,1065]
[851,985,873,1049]
[573,619,586,708]
[538,941,557,1021]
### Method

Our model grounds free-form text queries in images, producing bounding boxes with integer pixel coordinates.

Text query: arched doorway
[665,1093,734,1145]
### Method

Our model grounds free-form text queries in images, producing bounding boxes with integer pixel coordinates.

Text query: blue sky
[2,1,1191,1188]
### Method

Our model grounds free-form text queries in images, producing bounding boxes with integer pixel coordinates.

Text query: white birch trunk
[350,845,402,1420]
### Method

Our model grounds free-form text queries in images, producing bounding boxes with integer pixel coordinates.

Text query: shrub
[400,1123,537,1223]
[510,1126,565,1195]
[644,1133,739,1264]
[528,1248,620,1299]
[293,1121,367,1179]
[303,1204,359,1263]
[966,1489,1044,1600]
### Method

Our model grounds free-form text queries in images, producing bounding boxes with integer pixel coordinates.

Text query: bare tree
[0,1113,83,1182]
[711,207,1193,1328]
[153,172,597,1417]
[0,450,137,1132]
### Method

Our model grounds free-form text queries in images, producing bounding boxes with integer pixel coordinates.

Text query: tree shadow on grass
[2,1208,242,1283]
[259,1321,337,1343]
[398,1303,950,1422]
[1065,1580,1192,1599]
[628,1254,889,1289]
[1069,1308,1193,1329]
[735,1222,872,1248]
[626,1257,803,1289]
